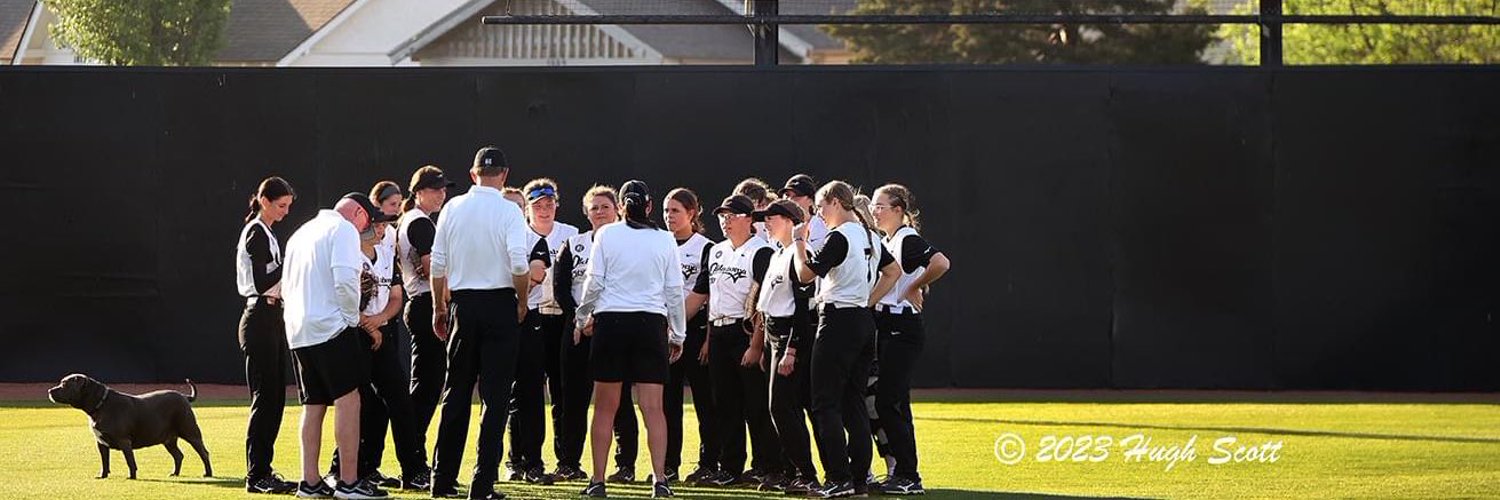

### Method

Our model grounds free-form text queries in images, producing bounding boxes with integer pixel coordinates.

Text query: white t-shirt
[575,221,687,345]
[282,210,365,349]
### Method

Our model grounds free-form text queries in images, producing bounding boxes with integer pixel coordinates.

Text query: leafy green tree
[824,0,1217,64]
[42,0,230,66]
[1220,0,1500,64]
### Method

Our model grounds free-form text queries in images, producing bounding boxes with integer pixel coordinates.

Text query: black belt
[876,304,918,315]
[247,296,281,307]
[818,303,865,313]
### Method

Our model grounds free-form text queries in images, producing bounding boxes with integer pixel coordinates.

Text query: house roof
[0,0,34,63]
[217,0,357,62]
[572,0,762,62]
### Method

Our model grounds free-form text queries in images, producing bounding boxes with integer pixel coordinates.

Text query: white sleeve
[504,203,531,277]
[574,227,606,330]
[664,236,686,346]
[429,205,451,279]
[331,226,364,326]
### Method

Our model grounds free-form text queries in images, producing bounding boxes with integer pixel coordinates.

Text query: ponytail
[874,183,921,231]
[623,192,658,230]
[246,176,295,224]
[401,196,416,213]
[818,181,878,275]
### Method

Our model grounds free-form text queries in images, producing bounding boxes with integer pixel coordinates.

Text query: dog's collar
[86,391,108,415]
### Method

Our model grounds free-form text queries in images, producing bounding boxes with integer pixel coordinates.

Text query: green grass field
[3,395,1499,499]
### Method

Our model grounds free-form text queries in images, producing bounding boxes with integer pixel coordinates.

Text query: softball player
[792,181,900,499]
[662,187,720,484]
[869,184,949,495]
[734,177,777,246]
[236,176,298,495]
[755,199,822,494]
[395,166,452,459]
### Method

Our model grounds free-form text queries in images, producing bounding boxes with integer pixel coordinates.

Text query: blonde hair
[501,187,526,212]
[817,180,878,257]
[873,183,920,231]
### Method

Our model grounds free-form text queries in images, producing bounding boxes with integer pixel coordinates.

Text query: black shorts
[292,328,368,405]
[589,312,669,384]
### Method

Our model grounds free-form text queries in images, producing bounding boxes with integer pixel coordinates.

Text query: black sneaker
[296,480,336,499]
[652,480,674,498]
[334,479,389,499]
[552,465,587,481]
[581,481,607,498]
[758,472,789,492]
[523,466,555,485]
[813,480,860,499]
[505,468,525,482]
[683,466,716,484]
[468,491,507,500]
[880,476,925,495]
[663,467,679,484]
[430,483,462,498]
[606,467,635,484]
[741,468,769,485]
[700,470,738,487]
[248,473,298,494]
[783,476,822,495]
[364,470,402,489]
[402,469,432,491]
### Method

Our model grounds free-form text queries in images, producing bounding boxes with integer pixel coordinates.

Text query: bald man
[282,193,395,499]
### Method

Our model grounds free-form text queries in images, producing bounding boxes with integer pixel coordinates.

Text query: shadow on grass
[469,483,1156,499]
[925,416,1500,445]
[136,476,243,488]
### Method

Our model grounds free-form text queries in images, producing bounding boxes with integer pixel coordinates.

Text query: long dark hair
[666,187,704,234]
[246,176,295,224]
[620,180,660,230]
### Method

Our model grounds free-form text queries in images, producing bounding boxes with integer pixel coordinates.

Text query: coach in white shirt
[282,192,394,499]
[427,146,533,500]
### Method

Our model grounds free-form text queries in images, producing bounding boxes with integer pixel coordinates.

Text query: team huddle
[234,146,951,500]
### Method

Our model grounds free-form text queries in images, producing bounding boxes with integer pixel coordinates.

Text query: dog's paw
[170,472,180,477]
[95,474,108,480]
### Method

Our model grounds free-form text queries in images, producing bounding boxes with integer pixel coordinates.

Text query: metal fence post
[752,0,779,67]
[1261,0,1283,66]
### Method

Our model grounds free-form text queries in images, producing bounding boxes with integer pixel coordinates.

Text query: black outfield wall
[0,66,1495,390]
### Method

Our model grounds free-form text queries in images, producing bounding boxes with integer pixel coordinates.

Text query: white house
[3,0,851,66]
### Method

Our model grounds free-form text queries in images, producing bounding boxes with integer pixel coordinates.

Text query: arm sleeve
[664,240,686,345]
[788,260,813,345]
[574,233,606,330]
[879,242,895,270]
[554,244,577,314]
[900,234,938,274]
[503,205,531,277]
[530,237,552,267]
[332,228,365,327]
[692,244,712,295]
[245,226,281,294]
[751,247,774,284]
[429,209,451,279]
[806,231,848,277]
[406,218,435,257]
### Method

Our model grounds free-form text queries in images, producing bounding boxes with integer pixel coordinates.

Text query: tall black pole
[753,0,779,66]
[1260,0,1283,66]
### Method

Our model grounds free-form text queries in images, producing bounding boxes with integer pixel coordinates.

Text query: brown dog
[47,374,213,479]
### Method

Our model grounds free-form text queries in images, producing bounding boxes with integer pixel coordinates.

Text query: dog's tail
[184,379,197,403]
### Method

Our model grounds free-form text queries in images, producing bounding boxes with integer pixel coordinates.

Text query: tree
[1219,0,1500,64]
[42,0,230,66]
[823,0,1217,64]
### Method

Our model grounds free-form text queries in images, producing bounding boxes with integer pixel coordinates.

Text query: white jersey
[561,230,596,306]
[361,230,398,316]
[678,233,714,293]
[706,237,770,322]
[236,218,282,298]
[800,214,830,252]
[396,208,433,297]
[526,222,579,313]
[756,244,799,318]
[877,226,923,310]
[816,221,883,309]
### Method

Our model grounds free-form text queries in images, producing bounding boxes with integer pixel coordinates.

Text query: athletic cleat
[296,480,336,499]
[652,480,675,498]
[467,491,507,500]
[552,465,588,481]
[783,476,822,495]
[505,468,525,482]
[402,469,432,490]
[741,468,770,485]
[879,476,925,495]
[523,466,555,485]
[663,467,679,484]
[606,467,635,484]
[700,470,738,487]
[683,466,717,484]
[813,480,861,498]
[581,481,607,498]
[247,473,298,494]
[758,472,789,492]
[334,478,389,499]
[364,470,402,489]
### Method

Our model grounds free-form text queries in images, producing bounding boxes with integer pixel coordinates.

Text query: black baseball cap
[781,174,817,198]
[713,194,755,216]
[753,199,804,225]
[411,167,455,191]
[473,146,507,170]
[342,192,397,223]
[620,180,651,201]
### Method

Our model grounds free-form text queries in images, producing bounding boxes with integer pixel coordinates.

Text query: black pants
[330,322,429,478]
[768,314,818,481]
[874,311,925,481]
[664,316,717,472]
[431,289,520,494]
[507,310,554,471]
[238,299,287,479]
[809,306,876,484]
[707,321,782,476]
[405,292,444,449]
